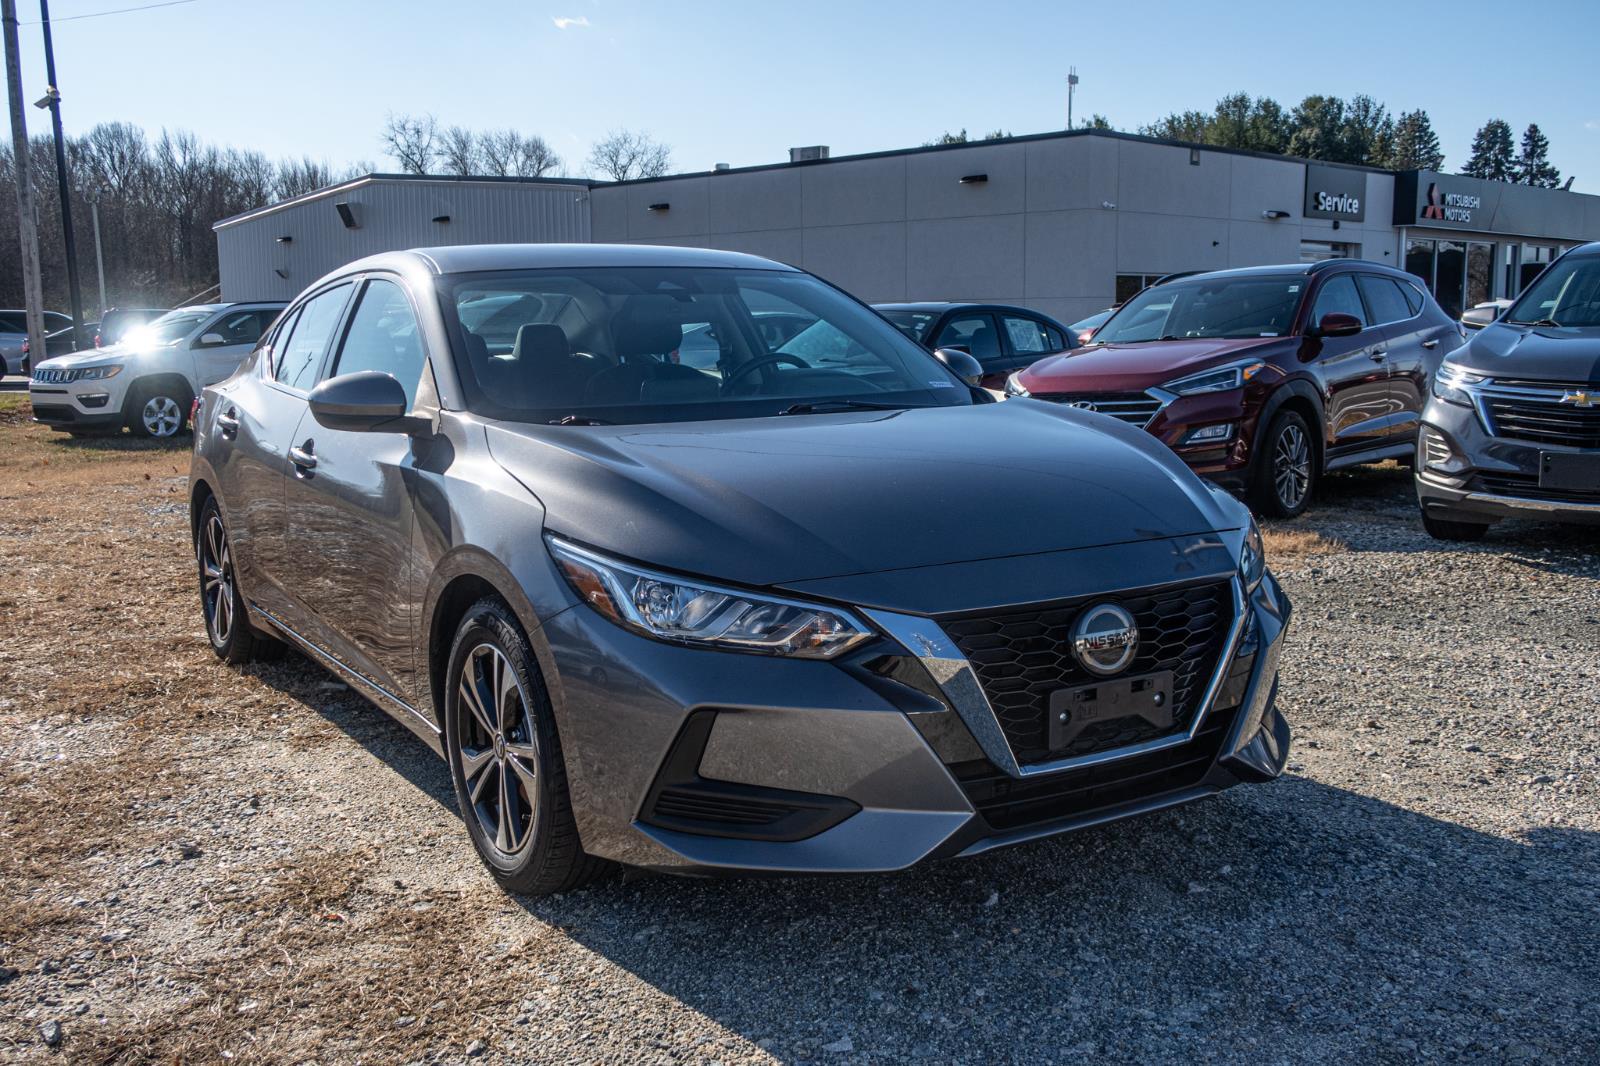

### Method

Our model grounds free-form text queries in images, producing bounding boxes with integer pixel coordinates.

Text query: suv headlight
[1239,519,1265,591]
[547,536,872,659]
[1160,360,1270,396]
[1003,372,1029,398]
[1431,362,1486,406]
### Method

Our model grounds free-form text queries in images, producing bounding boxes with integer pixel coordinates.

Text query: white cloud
[552,15,591,29]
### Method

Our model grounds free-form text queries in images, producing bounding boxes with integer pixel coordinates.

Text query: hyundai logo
[1069,400,1098,412]
[1070,603,1138,676]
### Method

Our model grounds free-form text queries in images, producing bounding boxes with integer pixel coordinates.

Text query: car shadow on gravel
[47,432,193,453]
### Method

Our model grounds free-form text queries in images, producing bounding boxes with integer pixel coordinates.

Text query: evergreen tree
[1286,95,1348,161]
[1208,93,1291,154]
[1138,110,1211,143]
[1463,120,1516,182]
[1514,124,1560,187]
[1339,95,1393,167]
[1386,110,1444,171]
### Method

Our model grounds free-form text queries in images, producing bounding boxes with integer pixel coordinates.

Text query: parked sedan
[0,309,72,375]
[189,244,1292,896]
[875,302,1074,389]
[1007,261,1463,517]
[20,321,98,371]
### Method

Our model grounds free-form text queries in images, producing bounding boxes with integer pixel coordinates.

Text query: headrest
[511,323,571,365]
[613,299,684,359]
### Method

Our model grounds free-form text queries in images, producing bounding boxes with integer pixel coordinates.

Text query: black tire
[127,380,191,438]
[1422,511,1490,542]
[196,497,284,663]
[1250,410,1317,518]
[443,597,609,896]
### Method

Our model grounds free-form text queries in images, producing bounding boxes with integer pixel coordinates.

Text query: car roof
[874,301,1058,315]
[1162,259,1413,284]
[327,243,800,281]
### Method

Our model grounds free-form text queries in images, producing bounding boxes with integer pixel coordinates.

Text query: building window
[1405,238,1436,289]
[1518,244,1559,294]
[1299,240,1360,263]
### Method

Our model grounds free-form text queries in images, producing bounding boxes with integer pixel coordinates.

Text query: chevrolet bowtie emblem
[1560,389,1596,408]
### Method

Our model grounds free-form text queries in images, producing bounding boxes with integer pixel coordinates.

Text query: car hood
[1018,336,1288,392]
[34,340,166,370]
[484,402,1243,588]
[1448,322,1600,383]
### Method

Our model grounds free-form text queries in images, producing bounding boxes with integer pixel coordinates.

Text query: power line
[21,0,195,25]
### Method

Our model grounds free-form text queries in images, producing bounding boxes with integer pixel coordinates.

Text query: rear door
[1305,273,1392,458]
[281,275,432,704]
[1357,274,1427,444]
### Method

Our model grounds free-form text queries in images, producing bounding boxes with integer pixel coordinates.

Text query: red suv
[1005,261,1463,516]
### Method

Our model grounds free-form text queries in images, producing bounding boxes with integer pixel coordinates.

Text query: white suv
[29,302,284,437]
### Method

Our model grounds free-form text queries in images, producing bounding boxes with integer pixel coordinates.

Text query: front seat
[584,300,705,405]
[964,322,1001,362]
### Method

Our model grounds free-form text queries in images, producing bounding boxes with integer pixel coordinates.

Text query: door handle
[289,440,317,473]
[1422,339,1440,349]
[216,407,239,438]
[1369,349,1388,362]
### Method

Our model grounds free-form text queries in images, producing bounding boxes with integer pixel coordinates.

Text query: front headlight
[546,536,872,659]
[1431,362,1486,406]
[75,364,123,380]
[1239,519,1265,591]
[1160,360,1270,396]
[1003,372,1029,398]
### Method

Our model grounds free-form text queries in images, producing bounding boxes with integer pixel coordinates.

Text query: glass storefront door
[1466,242,1494,310]
[1406,238,1436,290]
[1434,241,1466,318]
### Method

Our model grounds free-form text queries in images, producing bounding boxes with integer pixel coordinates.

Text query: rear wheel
[443,598,609,896]
[197,497,283,663]
[129,382,190,438]
[1422,511,1490,542]
[1251,410,1316,518]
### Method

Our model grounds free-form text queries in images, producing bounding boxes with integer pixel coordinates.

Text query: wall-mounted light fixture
[273,268,288,279]
[1101,200,1117,210]
[432,214,451,223]
[275,235,292,244]
[1212,240,1220,247]
[1189,148,1201,166]
[1262,209,1291,220]
[959,173,988,185]
[1331,219,1341,230]
[647,202,670,212]
[334,201,359,229]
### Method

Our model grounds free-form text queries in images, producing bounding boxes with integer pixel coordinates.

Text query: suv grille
[32,367,82,384]
[1030,391,1164,427]
[1482,379,1600,448]
[939,581,1233,765]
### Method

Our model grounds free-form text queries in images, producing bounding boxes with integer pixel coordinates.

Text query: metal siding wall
[216,179,591,301]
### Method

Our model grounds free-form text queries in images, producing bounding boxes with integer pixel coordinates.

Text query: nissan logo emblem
[1070,603,1138,676]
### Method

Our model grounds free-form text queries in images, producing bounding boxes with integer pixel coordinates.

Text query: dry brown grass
[1261,525,1347,563]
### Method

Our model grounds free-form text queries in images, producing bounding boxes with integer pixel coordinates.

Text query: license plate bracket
[1048,670,1176,751]
[1539,452,1600,492]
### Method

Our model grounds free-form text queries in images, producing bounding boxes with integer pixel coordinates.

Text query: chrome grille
[1032,391,1165,427]
[32,367,81,384]
[1479,379,1600,448]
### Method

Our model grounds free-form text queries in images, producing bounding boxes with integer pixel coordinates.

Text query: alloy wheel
[1273,423,1311,510]
[142,395,182,437]
[457,644,541,857]
[199,513,235,646]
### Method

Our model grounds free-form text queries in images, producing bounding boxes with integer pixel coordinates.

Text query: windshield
[878,309,937,343]
[1092,275,1305,343]
[1505,254,1600,326]
[441,267,971,425]
[128,310,209,346]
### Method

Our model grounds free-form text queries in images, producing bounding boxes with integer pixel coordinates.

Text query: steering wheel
[720,353,811,391]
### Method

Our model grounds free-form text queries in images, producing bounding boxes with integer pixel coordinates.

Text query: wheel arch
[1260,380,1326,472]
[423,550,555,728]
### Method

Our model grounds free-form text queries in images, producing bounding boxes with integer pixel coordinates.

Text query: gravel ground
[1,406,1597,1064]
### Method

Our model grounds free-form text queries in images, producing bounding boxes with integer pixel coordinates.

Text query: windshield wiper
[780,399,914,415]
[549,414,612,426]
[1525,318,1563,328]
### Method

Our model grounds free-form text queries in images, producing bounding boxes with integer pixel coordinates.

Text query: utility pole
[1066,67,1079,131]
[3,0,46,368]
[87,185,106,317]
[37,0,85,335]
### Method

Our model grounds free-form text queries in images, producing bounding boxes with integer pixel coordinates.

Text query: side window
[201,309,271,347]
[274,284,351,391]
[1357,276,1412,326]
[1001,315,1059,355]
[1310,275,1368,328]
[0,312,23,332]
[1401,282,1426,315]
[1043,324,1067,351]
[330,279,427,407]
[934,313,1002,364]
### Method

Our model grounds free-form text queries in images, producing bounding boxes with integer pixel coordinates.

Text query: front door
[191,308,278,387]
[282,275,432,706]
[1305,273,1392,458]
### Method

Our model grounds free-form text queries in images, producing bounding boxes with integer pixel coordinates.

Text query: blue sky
[12,0,1600,188]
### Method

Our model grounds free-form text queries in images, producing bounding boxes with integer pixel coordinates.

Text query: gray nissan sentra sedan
[189,244,1293,895]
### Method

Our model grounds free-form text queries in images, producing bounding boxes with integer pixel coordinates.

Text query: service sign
[1303,164,1366,222]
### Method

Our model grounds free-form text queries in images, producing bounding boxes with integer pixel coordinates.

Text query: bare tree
[587,129,671,181]
[275,156,337,201]
[478,129,562,178]
[439,125,480,176]
[381,112,438,174]
[513,133,561,177]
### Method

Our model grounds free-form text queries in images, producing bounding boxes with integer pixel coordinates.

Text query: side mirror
[309,371,426,434]
[1310,312,1363,338]
[932,347,985,387]
[195,332,227,348]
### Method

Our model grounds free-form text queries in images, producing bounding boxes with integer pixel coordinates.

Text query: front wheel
[1250,410,1317,518]
[444,598,609,896]
[129,383,190,438]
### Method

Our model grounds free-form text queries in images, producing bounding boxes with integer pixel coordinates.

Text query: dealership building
[214,129,1600,323]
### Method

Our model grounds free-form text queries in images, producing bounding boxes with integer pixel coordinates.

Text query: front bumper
[29,375,131,430]
[1415,396,1600,526]
[542,554,1292,876]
